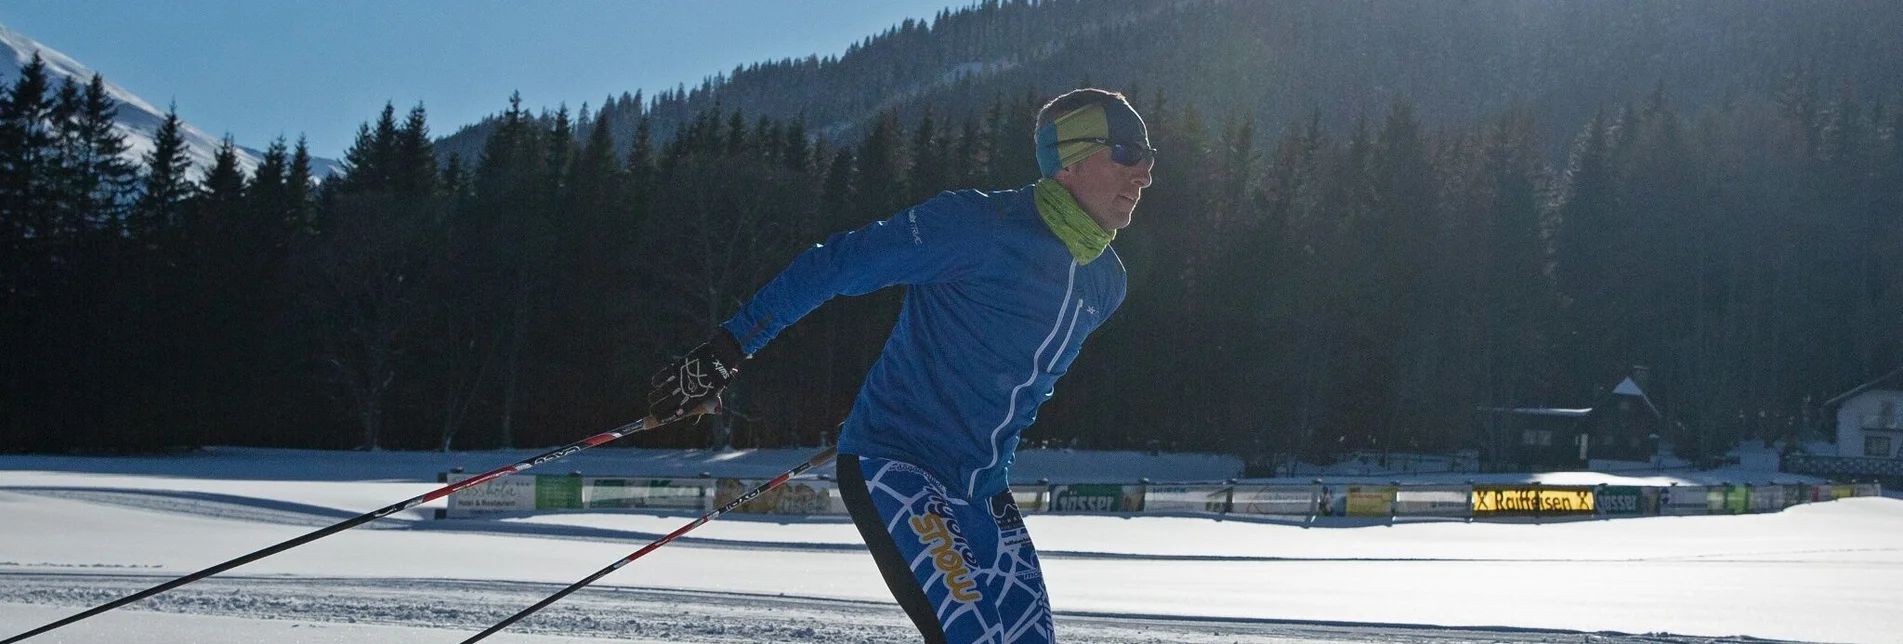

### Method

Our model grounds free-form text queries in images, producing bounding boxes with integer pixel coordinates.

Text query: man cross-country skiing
[648,88,1154,643]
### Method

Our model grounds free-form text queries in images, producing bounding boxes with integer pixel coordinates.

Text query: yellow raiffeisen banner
[1471,486,1596,514]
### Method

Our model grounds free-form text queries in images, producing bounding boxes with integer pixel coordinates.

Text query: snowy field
[2,446,1899,644]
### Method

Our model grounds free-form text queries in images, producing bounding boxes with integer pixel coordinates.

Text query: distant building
[1823,367,1903,459]
[1475,370,1662,471]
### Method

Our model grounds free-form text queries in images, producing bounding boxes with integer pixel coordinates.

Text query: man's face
[1054,146,1153,231]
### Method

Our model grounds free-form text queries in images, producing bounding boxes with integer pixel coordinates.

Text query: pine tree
[248,137,291,229]
[625,116,655,222]
[465,91,554,448]
[821,147,855,224]
[782,117,812,175]
[544,105,575,203]
[540,103,634,435]
[953,116,984,188]
[1258,112,1333,464]
[66,75,136,235]
[440,152,469,202]
[725,109,748,158]
[982,93,1010,186]
[338,103,400,194]
[1368,99,1441,453]
[0,54,62,453]
[174,136,250,444]
[44,78,83,241]
[339,123,379,193]
[1550,110,1620,396]
[201,136,247,209]
[304,104,441,450]
[1,53,58,253]
[1313,113,1377,449]
[856,109,905,216]
[393,103,437,198]
[286,136,315,231]
[131,105,196,241]
[906,105,942,202]
[984,91,1040,187]
[570,103,625,225]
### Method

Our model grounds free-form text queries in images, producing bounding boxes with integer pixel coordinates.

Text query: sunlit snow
[2,447,1897,643]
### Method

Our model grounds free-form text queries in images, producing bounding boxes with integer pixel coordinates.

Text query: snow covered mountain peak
[0,23,337,179]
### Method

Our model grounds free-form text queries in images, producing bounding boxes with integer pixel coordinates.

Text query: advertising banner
[1228,486,1318,516]
[1141,485,1233,513]
[714,478,840,515]
[1748,485,1785,512]
[1765,485,1796,510]
[1050,484,1144,512]
[443,473,537,518]
[536,476,584,510]
[1715,486,1747,514]
[1659,486,1709,515]
[1855,483,1882,497]
[1471,486,1596,515]
[1599,486,1643,515]
[1831,484,1856,500]
[1541,486,1595,513]
[1010,485,1050,513]
[1393,486,1470,517]
[584,478,706,510]
[1346,485,1396,517]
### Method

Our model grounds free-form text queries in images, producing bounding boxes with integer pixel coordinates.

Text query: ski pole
[1,415,680,644]
[460,445,839,644]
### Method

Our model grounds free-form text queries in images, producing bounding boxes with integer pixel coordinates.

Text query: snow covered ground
[2,446,1899,643]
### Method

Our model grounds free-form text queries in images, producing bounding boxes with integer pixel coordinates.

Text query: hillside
[0,23,343,178]
[438,0,1903,159]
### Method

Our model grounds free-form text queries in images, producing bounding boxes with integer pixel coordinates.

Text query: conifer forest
[3,1,1901,467]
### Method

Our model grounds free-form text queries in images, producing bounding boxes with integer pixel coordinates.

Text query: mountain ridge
[0,23,342,179]
[436,0,1903,163]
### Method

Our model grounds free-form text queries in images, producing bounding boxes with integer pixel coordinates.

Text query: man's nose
[1129,161,1153,188]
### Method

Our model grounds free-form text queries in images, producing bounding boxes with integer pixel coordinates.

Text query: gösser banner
[1050,484,1145,512]
[1599,486,1643,515]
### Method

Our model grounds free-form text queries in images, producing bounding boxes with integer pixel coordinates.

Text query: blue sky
[0,1,963,159]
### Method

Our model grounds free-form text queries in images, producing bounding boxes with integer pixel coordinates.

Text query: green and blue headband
[1035,100,1153,177]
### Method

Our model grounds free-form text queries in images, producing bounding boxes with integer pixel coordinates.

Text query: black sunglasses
[1055,137,1156,167]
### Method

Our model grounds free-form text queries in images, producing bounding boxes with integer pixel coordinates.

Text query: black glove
[647,331,747,422]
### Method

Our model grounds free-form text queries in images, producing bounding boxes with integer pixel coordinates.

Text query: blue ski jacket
[722,185,1126,500]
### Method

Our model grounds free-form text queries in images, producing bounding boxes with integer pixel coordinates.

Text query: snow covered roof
[1823,366,1903,408]
[1475,407,1593,418]
[1610,376,1663,418]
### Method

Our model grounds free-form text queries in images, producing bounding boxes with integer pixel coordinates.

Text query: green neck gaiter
[1034,178,1114,264]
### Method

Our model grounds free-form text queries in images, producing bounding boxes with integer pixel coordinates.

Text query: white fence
[439,473,1881,520]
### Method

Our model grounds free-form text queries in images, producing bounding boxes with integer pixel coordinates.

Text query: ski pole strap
[460,446,839,643]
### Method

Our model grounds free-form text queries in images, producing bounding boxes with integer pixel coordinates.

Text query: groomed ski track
[0,572,1759,644]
